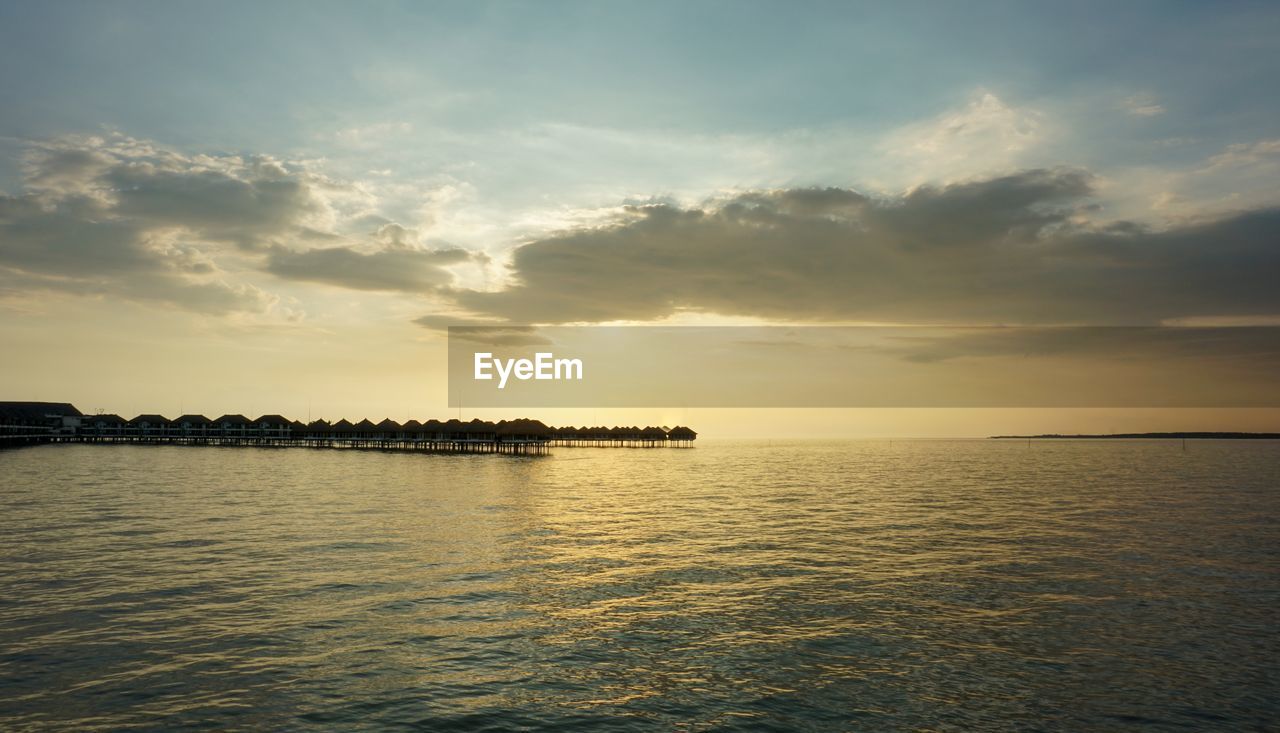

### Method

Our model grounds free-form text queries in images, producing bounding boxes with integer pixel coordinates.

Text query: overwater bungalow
[175,414,211,437]
[375,418,402,440]
[497,418,550,442]
[442,418,465,441]
[421,419,444,441]
[640,426,668,445]
[402,420,423,440]
[81,413,126,437]
[212,414,250,438]
[255,415,291,438]
[466,418,497,441]
[668,426,697,443]
[129,414,170,437]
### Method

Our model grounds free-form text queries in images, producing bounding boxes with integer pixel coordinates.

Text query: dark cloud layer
[6,137,1277,328]
[0,137,323,313]
[0,136,462,314]
[449,170,1280,325]
[266,244,471,293]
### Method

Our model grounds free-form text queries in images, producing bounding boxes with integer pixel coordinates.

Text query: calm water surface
[0,440,1277,731]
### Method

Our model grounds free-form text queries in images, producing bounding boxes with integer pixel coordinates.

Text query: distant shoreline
[990,432,1280,440]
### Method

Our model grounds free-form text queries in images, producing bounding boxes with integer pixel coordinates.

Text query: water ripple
[0,440,1277,730]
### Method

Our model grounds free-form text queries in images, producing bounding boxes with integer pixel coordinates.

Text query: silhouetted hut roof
[422,419,444,430]
[669,426,697,439]
[289,420,307,430]
[332,419,355,430]
[308,419,331,429]
[175,414,211,425]
[130,414,170,424]
[254,414,290,425]
[402,419,423,430]
[464,418,496,434]
[214,414,250,426]
[86,413,125,425]
[496,418,550,436]
[376,418,402,431]
[641,426,668,439]
[0,401,82,421]
[354,418,377,433]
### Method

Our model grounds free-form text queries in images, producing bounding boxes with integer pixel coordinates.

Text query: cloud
[263,222,473,293]
[0,134,342,314]
[0,133,470,314]
[266,242,471,293]
[331,121,414,148]
[18,135,332,247]
[0,254,277,315]
[441,169,1280,326]
[1203,139,1280,171]
[1122,94,1166,117]
[1141,138,1280,218]
[881,92,1044,180]
[0,190,277,315]
[101,160,318,249]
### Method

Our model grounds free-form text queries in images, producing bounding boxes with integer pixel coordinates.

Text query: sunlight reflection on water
[1,440,1277,730]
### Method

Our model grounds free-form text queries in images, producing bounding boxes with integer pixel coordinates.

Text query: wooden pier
[0,403,696,454]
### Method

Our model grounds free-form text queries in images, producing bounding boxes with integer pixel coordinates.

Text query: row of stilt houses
[2,403,696,454]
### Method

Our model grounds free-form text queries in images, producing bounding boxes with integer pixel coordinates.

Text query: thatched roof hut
[496,418,550,439]
[668,426,697,440]
[465,418,497,436]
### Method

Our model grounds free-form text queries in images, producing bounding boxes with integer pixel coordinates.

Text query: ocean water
[0,440,1276,731]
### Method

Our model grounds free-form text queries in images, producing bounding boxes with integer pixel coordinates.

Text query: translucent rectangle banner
[446,326,1280,407]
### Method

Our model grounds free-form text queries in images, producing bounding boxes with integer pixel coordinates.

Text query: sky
[1,1,1278,435]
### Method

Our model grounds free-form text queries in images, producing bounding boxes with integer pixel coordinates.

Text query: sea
[1,440,1276,731]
